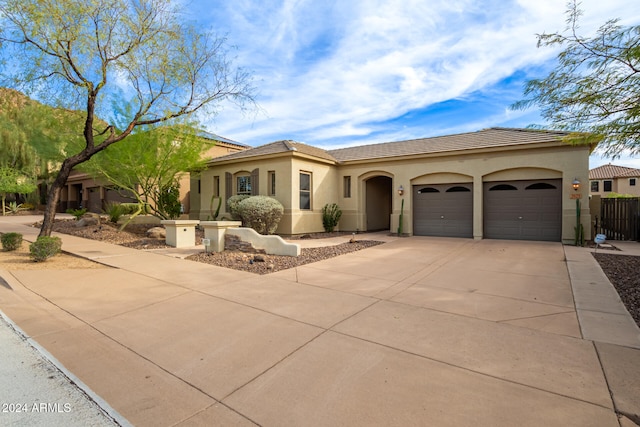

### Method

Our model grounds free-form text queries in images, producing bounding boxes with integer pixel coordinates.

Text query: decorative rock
[267,263,275,270]
[76,213,100,227]
[146,227,166,239]
[253,254,265,262]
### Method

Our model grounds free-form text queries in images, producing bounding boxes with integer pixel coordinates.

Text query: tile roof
[327,128,573,161]
[589,164,640,179]
[208,127,576,165]
[209,140,338,163]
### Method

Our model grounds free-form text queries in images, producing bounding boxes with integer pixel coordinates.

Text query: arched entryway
[365,176,392,231]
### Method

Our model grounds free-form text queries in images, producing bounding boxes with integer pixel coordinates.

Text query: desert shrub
[20,202,35,210]
[104,202,125,223]
[1,232,23,251]
[120,203,147,215]
[604,192,636,198]
[4,201,27,215]
[29,236,62,262]
[321,203,342,232]
[157,183,181,219]
[227,195,251,221]
[66,207,87,220]
[237,196,284,235]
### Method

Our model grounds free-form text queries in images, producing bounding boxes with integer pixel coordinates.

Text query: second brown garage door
[483,179,562,241]
[413,183,473,238]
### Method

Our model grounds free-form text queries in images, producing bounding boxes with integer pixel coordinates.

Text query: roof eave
[205,150,338,167]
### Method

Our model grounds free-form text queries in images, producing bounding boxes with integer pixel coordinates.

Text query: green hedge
[29,236,62,262]
[1,232,23,251]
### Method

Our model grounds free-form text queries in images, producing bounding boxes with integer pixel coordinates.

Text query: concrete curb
[564,245,640,349]
[0,309,132,427]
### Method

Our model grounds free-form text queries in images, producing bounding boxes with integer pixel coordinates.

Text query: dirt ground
[0,242,106,270]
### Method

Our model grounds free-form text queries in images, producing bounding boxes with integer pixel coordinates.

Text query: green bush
[29,236,62,262]
[66,208,87,220]
[227,195,251,221]
[604,192,636,198]
[321,203,342,232]
[120,203,148,215]
[237,196,284,235]
[104,202,125,223]
[1,232,23,251]
[157,183,181,219]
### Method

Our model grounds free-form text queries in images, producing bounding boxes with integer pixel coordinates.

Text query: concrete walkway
[1,216,639,426]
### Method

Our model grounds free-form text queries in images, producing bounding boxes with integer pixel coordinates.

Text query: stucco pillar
[161,219,200,248]
[200,220,242,252]
[473,175,483,240]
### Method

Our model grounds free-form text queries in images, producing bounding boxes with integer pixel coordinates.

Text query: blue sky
[183,0,640,170]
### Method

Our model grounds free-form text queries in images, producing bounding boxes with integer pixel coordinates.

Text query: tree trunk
[38,161,76,237]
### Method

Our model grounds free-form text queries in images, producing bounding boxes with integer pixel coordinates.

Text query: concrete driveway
[1,220,639,426]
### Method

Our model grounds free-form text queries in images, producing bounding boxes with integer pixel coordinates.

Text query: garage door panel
[483,179,561,242]
[413,183,472,238]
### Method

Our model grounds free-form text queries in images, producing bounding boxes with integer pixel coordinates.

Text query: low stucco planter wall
[199,221,301,256]
[227,228,301,257]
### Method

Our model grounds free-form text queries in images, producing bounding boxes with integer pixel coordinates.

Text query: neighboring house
[58,131,249,214]
[589,164,640,197]
[195,127,594,243]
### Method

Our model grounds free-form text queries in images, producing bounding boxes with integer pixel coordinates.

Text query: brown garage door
[413,183,473,237]
[483,179,561,241]
[104,187,137,205]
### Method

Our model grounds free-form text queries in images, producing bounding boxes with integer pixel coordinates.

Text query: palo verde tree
[80,122,213,221]
[512,1,640,157]
[0,0,255,236]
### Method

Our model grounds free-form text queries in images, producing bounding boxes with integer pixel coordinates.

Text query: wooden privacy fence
[596,197,640,241]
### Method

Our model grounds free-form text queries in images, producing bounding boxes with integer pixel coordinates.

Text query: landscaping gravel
[186,240,384,274]
[46,219,384,274]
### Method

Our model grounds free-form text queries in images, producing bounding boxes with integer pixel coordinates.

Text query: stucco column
[161,220,200,248]
[200,220,242,252]
[473,175,483,240]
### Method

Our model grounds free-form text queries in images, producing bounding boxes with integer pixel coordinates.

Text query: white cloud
[192,0,640,149]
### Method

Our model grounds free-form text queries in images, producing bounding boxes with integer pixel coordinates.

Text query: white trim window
[237,175,252,195]
[300,172,311,210]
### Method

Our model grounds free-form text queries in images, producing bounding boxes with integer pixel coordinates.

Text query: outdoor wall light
[572,179,581,191]
[398,185,404,196]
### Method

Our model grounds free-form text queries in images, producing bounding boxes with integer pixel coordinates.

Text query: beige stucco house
[192,127,594,243]
[58,132,249,214]
[589,164,640,197]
